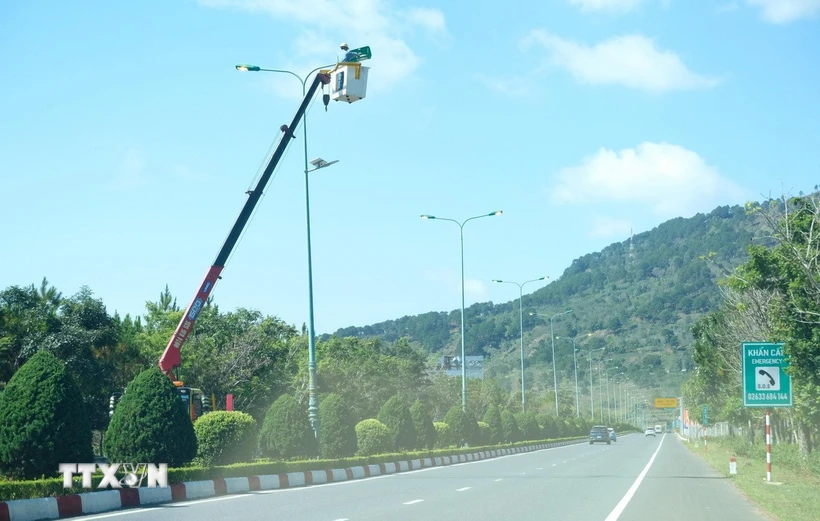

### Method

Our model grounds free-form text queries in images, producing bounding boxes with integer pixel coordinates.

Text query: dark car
[589,425,611,444]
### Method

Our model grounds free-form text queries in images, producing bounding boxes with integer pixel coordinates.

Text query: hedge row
[0,436,585,501]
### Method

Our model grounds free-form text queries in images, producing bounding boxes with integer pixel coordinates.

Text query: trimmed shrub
[0,350,93,479]
[409,399,436,450]
[482,405,502,444]
[377,395,416,451]
[355,419,393,456]
[443,406,473,446]
[500,409,520,443]
[319,394,356,459]
[259,394,317,460]
[104,367,197,467]
[194,411,258,466]
[433,421,453,448]
[476,421,492,446]
[515,413,540,441]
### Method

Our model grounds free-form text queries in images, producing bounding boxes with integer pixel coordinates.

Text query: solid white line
[62,509,163,521]
[404,499,424,505]
[333,518,350,520]
[456,487,471,492]
[604,434,666,521]
[167,495,251,506]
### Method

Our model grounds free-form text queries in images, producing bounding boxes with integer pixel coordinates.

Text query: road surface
[71,434,771,521]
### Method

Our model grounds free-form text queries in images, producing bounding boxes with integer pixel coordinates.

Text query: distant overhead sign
[654,397,678,409]
[742,342,792,407]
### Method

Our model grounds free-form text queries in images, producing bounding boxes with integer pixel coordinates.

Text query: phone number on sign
[747,392,789,401]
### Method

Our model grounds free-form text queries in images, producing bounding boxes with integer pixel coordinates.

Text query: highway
[72,434,771,521]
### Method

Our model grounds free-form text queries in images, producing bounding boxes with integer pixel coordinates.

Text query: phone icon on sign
[756,367,780,391]
[759,369,775,386]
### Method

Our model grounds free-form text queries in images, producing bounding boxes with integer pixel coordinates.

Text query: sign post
[742,342,792,483]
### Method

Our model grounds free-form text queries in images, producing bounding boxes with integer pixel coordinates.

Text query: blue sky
[1,0,818,334]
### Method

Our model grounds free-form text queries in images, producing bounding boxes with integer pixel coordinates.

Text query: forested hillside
[329,203,765,399]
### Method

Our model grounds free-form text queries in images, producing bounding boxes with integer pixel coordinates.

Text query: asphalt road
[72,434,772,521]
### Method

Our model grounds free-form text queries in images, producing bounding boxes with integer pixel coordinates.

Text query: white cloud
[521,31,722,93]
[463,279,488,300]
[716,1,741,13]
[590,216,633,238]
[198,0,447,93]
[747,0,820,23]
[567,0,646,12]
[110,150,144,189]
[550,142,748,218]
[476,74,533,99]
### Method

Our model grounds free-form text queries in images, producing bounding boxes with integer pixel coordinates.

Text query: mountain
[325,203,763,399]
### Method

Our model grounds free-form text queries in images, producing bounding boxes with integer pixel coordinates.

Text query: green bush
[433,421,453,448]
[377,395,416,451]
[0,350,93,479]
[355,419,393,456]
[409,399,436,450]
[104,367,197,467]
[476,421,491,446]
[193,411,258,467]
[483,405,502,444]
[515,412,540,441]
[500,409,520,443]
[259,394,317,460]
[319,394,356,459]
[444,406,476,446]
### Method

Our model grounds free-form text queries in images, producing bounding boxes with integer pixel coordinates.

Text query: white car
[645,428,656,437]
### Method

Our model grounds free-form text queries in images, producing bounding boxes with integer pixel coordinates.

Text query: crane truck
[109,51,370,422]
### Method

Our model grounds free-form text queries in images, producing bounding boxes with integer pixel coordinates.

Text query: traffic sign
[742,342,792,407]
[702,404,708,426]
[654,397,678,409]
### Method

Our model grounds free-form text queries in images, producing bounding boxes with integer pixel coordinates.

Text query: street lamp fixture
[421,210,503,412]
[235,64,261,72]
[492,276,549,412]
[308,157,339,171]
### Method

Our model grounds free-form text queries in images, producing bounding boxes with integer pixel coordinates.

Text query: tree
[409,399,436,450]
[259,394,317,460]
[319,394,356,459]
[482,404,503,444]
[444,406,476,446]
[377,395,416,451]
[500,409,520,443]
[0,350,93,479]
[104,367,197,467]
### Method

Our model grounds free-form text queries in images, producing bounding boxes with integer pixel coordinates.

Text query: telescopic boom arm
[158,71,331,376]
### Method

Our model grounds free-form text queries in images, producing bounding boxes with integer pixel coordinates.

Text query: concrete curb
[0,439,585,521]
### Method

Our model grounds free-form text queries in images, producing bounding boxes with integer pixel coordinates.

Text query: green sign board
[702,404,708,426]
[742,342,792,407]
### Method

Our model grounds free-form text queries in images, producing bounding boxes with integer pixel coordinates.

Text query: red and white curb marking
[0,439,584,521]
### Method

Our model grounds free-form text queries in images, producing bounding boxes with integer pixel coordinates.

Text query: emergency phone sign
[742,342,792,407]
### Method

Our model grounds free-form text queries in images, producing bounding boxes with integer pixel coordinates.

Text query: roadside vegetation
[687,436,820,521]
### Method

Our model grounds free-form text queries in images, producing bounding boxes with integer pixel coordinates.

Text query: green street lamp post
[236,62,334,441]
[492,277,549,412]
[584,347,605,421]
[529,310,573,415]
[422,211,503,412]
[570,333,591,417]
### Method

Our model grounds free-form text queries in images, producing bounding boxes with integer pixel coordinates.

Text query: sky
[1,0,819,335]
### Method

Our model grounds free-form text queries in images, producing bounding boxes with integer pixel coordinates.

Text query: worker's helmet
[340,42,349,50]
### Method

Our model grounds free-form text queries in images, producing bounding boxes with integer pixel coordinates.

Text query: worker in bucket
[340,43,359,63]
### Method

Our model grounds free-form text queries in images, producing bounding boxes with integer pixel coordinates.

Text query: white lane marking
[333,518,349,521]
[552,463,557,467]
[61,509,162,521]
[404,499,424,505]
[537,467,543,470]
[562,460,567,464]
[167,495,251,506]
[495,478,503,482]
[456,487,472,492]
[604,434,666,521]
